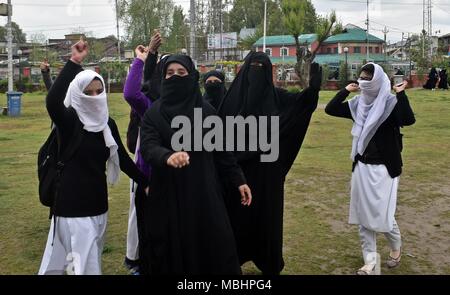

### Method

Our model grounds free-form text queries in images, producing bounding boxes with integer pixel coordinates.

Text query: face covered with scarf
[64,70,120,185]
[159,55,203,123]
[348,63,397,160]
[203,70,226,109]
[219,51,279,117]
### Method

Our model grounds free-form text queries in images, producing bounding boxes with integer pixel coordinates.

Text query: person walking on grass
[325,63,415,275]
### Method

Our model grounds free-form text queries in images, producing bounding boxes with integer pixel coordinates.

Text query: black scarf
[159,55,203,124]
[203,70,227,110]
[219,51,281,118]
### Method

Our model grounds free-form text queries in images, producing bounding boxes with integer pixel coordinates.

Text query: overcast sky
[1,0,449,43]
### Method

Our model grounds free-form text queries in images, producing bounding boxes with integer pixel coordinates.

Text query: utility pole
[263,0,267,53]
[408,33,412,79]
[382,26,389,64]
[7,0,13,92]
[401,32,405,61]
[219,0,223,60]
[190,0,196,60]
[115,0,121,62]
[365,0,370,60]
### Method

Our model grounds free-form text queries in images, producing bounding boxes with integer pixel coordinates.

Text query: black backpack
[37,120,83,207]
[126,110,141,154]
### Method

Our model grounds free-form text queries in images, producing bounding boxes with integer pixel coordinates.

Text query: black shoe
[124,257,140,271]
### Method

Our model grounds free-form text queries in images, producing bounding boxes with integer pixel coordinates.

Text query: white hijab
[348,63,397,161]
[64,70,120,185]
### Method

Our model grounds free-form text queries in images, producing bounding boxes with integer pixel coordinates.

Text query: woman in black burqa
[218,51,322,275]
[139,54,253,275]
[438,69,448,90]
[202,70,227,110]
[423,67,439,90]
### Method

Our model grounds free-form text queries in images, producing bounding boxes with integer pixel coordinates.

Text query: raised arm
[40,60,53,91]
[124,49,151,117]
[143,31,162,82]
[46,41,87,129]
[392,81,415,127]
[325,87,353,119]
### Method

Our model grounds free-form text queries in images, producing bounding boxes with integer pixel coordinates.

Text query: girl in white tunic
[325,63,415,275]
[39,40,148,275]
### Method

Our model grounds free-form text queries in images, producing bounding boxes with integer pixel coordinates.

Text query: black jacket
[46,60,147,217]
[325,89,416,178]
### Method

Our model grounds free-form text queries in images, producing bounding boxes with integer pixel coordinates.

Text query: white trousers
[38,212,108,275]
[126,180,139,261]
[359,220,402,265]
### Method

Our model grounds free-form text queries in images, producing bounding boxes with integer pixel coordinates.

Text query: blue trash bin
[6,91,23,117]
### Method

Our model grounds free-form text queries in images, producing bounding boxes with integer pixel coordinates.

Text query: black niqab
[203,70,227,110]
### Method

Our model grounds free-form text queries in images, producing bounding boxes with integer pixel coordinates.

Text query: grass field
[0,89,449,275]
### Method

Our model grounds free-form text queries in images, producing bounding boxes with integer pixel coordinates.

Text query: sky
[0,0,449,43]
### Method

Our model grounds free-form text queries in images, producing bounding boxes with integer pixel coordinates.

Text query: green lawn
[0,89,449,275]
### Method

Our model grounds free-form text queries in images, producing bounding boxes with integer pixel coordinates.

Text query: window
[265,48,272,56]
[351,64,357,70]
[334,47,338,54]
[280,47,289,57]
[369,47,373,53]
[327,47,332,54]
[354,47,361,53]
[375,47,380,53]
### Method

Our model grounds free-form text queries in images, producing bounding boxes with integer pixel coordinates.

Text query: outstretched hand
[309,62,323,91]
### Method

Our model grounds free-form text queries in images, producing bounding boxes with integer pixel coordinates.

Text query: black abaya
[218,51,322,274]
[139,55,247,275]
[438,69,448,90]
[423,67,439,89]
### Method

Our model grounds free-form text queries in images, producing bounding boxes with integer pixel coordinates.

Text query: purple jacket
[124,58,152,179]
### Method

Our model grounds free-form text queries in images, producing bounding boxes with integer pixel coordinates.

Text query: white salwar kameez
[38,213,107,275]
[126,179,139,261]
[350,162,402,264]
[350,162,398,232]
[126,132,140,261]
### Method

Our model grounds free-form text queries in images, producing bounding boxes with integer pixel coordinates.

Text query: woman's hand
[144,186,149,196]
[393,80,408,93]
[148,30,162,54]
[238,184,252,206]
[40,59,50,71]
[70,39,88,65]
[135,45,149,62]
[167,152,190,168]
[345,83,360,92]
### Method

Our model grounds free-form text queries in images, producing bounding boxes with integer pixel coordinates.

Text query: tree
[118,0,174,49]
[0,22,27,43]
[29,33,59,64]
[164,5,189,54]
[281,0,337,88]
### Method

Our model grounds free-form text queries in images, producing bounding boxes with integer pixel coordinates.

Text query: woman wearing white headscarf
[325,63,415,275]
[38,40,148,275]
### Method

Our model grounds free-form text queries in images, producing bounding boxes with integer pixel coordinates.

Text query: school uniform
[39,61,147,275]
[325,63,415,266]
